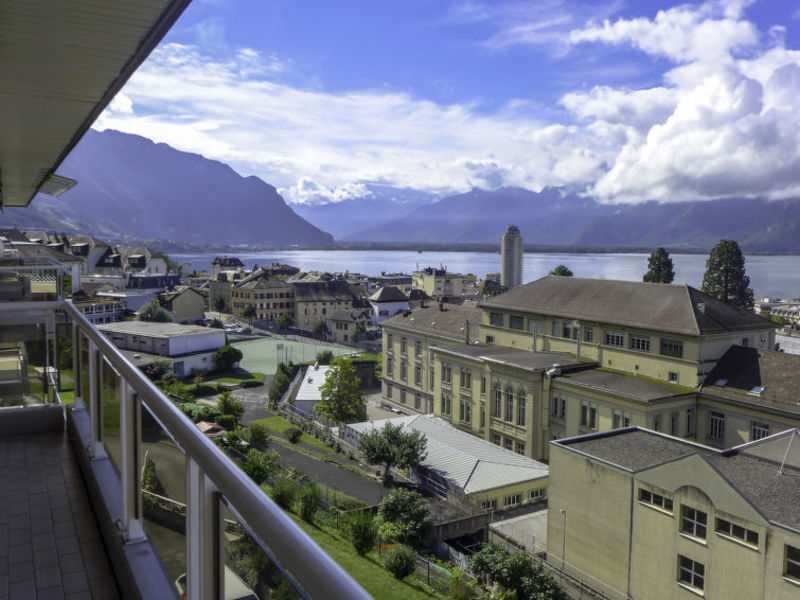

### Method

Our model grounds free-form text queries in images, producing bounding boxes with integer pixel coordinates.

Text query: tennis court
[232,337,355,376]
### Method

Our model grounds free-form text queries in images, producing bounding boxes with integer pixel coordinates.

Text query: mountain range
[4,129,332,246]
[6,129,800,252]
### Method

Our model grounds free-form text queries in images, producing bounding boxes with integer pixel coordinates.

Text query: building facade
[500,225,522,289]
[412,267,464,299]
[231,269,294,322]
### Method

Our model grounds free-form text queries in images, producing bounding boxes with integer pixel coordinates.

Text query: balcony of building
[0,292,371,599]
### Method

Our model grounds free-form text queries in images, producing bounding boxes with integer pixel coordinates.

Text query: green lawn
[250,416,335,455]
[206,371,265,384]
[290,515,446,600]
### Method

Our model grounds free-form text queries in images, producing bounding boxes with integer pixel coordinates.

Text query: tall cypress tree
[643,247,675,284]
[701,240,754,310]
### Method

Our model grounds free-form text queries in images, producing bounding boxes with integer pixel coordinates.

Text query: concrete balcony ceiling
[0,0,191,208]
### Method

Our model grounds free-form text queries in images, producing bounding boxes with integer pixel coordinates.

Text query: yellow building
[291,279,362,331]
[159,286,207,323]
[548,427,800,600]
[382,301,482,414]
[412,267,464,299]
[231,268,294,322]
[479,276,776,387]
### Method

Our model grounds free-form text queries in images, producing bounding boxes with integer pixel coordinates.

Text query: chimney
[465,320,470,345]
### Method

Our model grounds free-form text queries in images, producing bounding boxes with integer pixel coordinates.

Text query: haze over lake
[172,250,800,299]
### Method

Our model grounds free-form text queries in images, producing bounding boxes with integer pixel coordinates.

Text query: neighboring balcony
[0,298,371,600]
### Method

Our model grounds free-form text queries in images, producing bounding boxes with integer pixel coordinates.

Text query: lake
[171,250,800,299]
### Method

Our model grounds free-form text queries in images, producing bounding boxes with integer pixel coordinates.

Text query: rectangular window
[480,408,485,428]
[481,500,498,510]
[414,366,421,386]
[400,337,407,354]
[629,335,650,352]
[490,312,504,327]
[604,331,624,347]
[681,506,708,539]
[430,367,435,390]
[527,319,543,333]
[584,327,593,342]
[441,362,452,384]
[503,437,513,451]
[678,555,705,591]
[623,413,631,427]
[581,401,597,429]
[514,441,525,455]
[751,421,770,441]
[415,340,422,357]
[485,335,495,344]
[493,386,502,418]
[440,394,451,415]
[668,371,679,384]
[686,408,695,435]
[387,333,394,351]
[491,432,501,446]
[481,376,486,394]
[386,357,394,377]
[530,489,545,501]
[786,545,800,581]
[653,414,661,432]
[552,321,562,337]
[670,412,678,436]
[414,394,421,410]
[517,393,526,426]
[708,411,726,441]
[504,493,521,507]
[460,367,472,389]
[715,518,759,546]
[660,338,684,358]
[613,410,621,429]
[386,383,392,399]
[509,315,524,330]
[400,360,407,381]
[638,488,674,512]
[400,389,406,404]
[505,389,514,422]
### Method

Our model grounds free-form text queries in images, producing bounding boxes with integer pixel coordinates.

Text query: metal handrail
[5,300,371,599]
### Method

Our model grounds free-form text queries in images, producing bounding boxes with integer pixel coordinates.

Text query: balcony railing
[1,299,372,600]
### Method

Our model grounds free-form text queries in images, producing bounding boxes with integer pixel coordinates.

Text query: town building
[158,286,207,323]
[210,256,246,277]
[412,266,464,299]
[97,321,226,377]
[369,273,414,295]
[291,279,365,331]
[291,364,330,417]
[548,427,800,600]
[344,414,549,509]
[231,268,294,322]
[500,225,523,289]
[72,295,125,325]
[327,309,371,343]
[368,285,409,324]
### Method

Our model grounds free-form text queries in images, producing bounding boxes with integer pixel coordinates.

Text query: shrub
[179,402,218,423]
[245,422,270,448]
[285,427,302,444]
[271,476,297,510]
[241,449,278,485]
[141,455,166,496]
[216,414,235,429]
[316,350,334,365]
[209,318,224,329]
[214,344,244,372]
[449,568,479,600]
[241,379,262,388]
[216,390,245,426]
[298,482,321,523]
[191,383,217,397]
[384,545,416,580]
[139,301,171,323]
[348,510,377,556]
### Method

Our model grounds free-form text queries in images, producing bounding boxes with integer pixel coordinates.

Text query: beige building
[548,427,800,600]
[412,267,464,299]
[231,268,294,322]
[158,286,207,323]
[292,279,363,331]
[327,309,370,344]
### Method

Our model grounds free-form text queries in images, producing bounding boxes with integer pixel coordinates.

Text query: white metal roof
[349,414,548,494]
[296,365,330,402]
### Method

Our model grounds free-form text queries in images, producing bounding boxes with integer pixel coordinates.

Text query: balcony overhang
[0,0,192,208]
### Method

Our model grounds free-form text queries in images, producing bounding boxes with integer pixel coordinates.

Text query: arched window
[517,390,526,426]
[505,387,514,422]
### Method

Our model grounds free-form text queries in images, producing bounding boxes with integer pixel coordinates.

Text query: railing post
[88,342,106,458]
[186,458,221,600]
[72,324,83,406]
[119,380,146,543]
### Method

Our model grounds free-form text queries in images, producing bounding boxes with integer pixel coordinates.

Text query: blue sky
[96,0,800,205]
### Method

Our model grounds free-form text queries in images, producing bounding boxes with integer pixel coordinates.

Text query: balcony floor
[0,432,121,600]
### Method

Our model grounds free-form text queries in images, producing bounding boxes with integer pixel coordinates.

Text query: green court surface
[232,338,354,376]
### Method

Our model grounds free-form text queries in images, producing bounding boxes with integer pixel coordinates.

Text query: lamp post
[560,508,567,581]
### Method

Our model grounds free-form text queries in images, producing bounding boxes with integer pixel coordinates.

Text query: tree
[643,247,675,284]
[549,265,573,277]
[701,239,754,310]
[214,295,228,313]
[359,422,427,485]
[277,312,293,331]
[242,304,257,323]
[216,390,245,426]
[139,301,171,322]
[348,510,378,556]
[214,344,243,372]
[241,448,278,485]
[471,544,569,600]
[316,358,365,424]
[313,319,329,337]
[384,545,416,581]
[377,489,430,544]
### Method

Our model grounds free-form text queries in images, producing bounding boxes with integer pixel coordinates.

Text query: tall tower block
[501,225,523,289]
